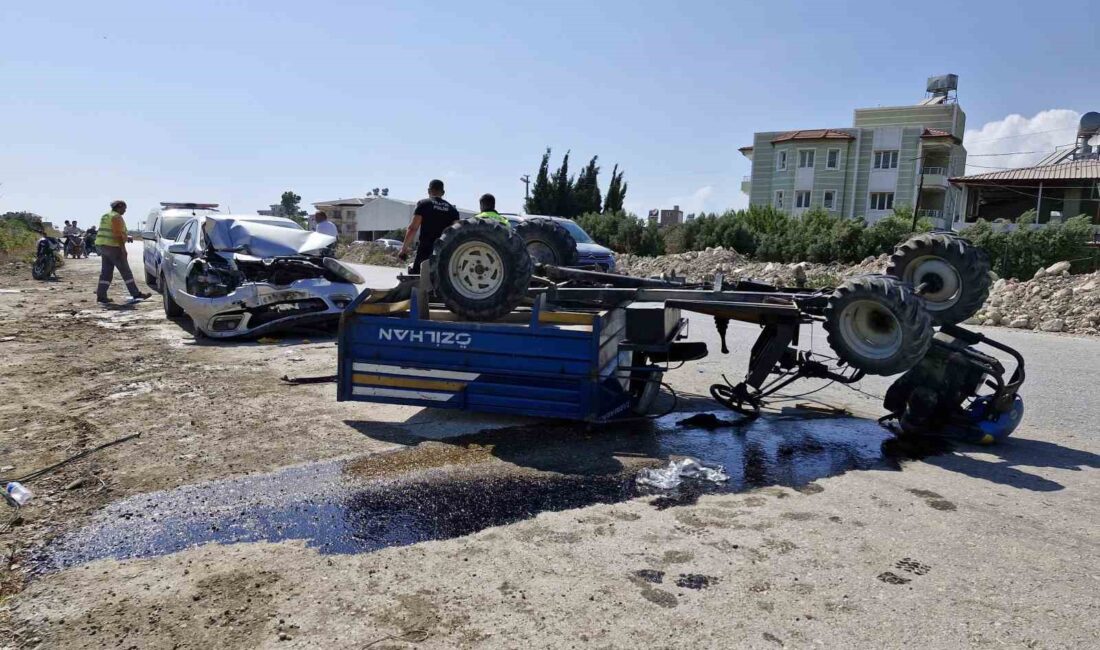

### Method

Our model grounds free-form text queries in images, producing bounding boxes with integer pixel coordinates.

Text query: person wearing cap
[398,179,459,273]
[473,193,510,227]
[94,200,151,304]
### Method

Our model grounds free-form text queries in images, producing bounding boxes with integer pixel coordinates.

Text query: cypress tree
[525,148,554,214]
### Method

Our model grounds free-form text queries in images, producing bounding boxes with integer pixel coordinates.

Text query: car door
[143,214,160,276]
[165,219,198,292]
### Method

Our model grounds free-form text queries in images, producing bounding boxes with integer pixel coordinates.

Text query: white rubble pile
[616,247,888,286]
[617,251,1099,336]
[968,265,1099,336]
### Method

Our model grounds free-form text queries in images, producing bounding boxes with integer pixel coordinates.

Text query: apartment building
[740,76,967,226]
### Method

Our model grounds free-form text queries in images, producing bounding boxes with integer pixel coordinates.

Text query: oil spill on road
[37,414,902,571]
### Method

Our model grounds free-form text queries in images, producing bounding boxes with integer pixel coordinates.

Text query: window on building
[823,190,836,210]
[795,191,811,209]
[873,150,899,169]
[798,150,815,169]
[869,192,895,211]
[826,149,840,169]
[775,150,787,171]
[774,190,785,209]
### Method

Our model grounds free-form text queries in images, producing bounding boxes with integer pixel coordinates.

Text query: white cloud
[964,109,1091,174]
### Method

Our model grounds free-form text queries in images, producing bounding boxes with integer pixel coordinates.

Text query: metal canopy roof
[951,160,1100,185]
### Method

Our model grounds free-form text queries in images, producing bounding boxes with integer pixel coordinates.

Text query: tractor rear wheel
[429,219,532,321]
[824,274,932,376]
[886,233,991,325]
[516,218,578,267]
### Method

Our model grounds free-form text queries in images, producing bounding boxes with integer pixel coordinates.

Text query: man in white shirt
[312,211,339,238]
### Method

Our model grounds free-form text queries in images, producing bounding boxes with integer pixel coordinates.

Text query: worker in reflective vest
[474,193,510,227]
[94,200,151,304]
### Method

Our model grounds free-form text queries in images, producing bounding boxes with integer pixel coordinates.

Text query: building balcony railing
[917,209,943,218]
[740,176,751,195]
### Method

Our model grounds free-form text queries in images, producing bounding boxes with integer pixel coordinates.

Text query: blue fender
[960,395,1024,445]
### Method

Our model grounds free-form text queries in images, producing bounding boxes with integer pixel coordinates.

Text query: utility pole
[912,153,925,231]
[520,174,531,199]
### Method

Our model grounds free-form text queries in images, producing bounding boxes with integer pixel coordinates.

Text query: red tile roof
[770,129,854,143]
[921,128,953,138]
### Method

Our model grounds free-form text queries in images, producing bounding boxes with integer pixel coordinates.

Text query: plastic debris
[635,458,730,490]
[5,481,33,507]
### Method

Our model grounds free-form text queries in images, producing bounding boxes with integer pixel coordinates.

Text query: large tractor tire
[429,219,532,321]
[516,218,578,267]
[824,274,932,376]
[886,233,990,326]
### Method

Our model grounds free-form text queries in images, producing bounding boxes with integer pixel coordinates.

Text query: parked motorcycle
[83,230,98,256]
[32,235,64,280]
[63,234,86,259]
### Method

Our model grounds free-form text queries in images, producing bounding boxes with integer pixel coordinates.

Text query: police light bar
[160,202,220,210]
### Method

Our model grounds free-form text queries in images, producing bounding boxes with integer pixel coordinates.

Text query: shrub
[966,215,1094,279]
[0,212,43,261]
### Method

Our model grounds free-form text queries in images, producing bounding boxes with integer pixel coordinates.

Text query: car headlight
[323,257,365,285]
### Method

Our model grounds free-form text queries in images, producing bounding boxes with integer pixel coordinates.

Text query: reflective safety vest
[474,210,511,228]
[94,211,124,247]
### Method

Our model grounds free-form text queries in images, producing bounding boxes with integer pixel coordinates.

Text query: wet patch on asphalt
[37,413,913,571]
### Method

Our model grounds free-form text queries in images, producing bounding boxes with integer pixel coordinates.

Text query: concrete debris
[972,270,1099,336]
[617,250,1099,336]
[616,248,888,285]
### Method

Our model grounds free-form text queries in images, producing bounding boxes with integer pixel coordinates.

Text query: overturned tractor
[340,219,1023,443]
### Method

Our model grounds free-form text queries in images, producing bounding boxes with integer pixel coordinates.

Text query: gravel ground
[1,257,1097,649]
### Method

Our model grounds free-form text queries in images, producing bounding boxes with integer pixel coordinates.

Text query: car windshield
[557,219,594,244]
[161,216,193,239]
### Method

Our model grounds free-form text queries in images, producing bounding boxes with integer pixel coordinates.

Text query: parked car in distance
[374,238,403,251]
[508,215,616,271]
[159,214,362,339]
[143,202,220,292]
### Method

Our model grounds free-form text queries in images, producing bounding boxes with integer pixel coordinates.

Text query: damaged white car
[160,215,363,338]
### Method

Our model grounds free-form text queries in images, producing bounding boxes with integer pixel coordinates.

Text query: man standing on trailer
[398,179,459,273]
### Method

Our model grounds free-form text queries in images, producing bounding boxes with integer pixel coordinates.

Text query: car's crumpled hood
[203,219,335,257]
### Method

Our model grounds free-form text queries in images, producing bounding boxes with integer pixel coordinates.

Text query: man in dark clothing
[398,179,460,273]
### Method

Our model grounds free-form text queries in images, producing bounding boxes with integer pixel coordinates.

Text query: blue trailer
[337,290,674,421]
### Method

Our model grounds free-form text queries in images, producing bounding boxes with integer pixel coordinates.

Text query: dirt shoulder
[1,256,1098,649]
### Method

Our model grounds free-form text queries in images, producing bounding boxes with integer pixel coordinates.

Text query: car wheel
[162,274,184,318]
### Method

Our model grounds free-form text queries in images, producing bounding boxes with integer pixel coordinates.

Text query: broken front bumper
[173,279,357,338]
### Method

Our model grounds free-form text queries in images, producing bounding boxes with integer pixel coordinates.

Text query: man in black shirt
[398,179,460,273]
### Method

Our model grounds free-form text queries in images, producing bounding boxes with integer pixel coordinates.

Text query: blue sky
[2,0,1098,227]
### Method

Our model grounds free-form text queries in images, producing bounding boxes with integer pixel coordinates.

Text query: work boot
[131,292,152,301]
[97,297,114,305]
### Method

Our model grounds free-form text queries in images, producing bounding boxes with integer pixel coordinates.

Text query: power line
[963,127,1078,145]
[967,150,1047,157]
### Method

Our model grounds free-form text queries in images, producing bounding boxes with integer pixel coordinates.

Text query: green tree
[603,165,627,213]
[573,156,602,216]
[279,191,308,226]
[550,150,575,217]
[525,148,554,214]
